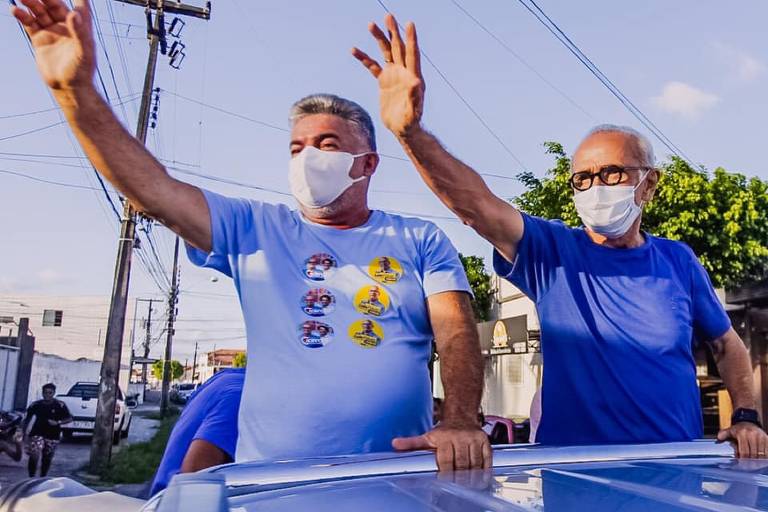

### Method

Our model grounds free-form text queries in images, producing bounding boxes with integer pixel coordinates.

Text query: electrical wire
[447,0,595,121]
[516,0,695,165]
[0,93,140,120]
[375,0,527,172]
[0,121,67,142]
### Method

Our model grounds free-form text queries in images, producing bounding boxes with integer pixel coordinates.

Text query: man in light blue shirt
[186,93,488,465]
[14,1,490,471]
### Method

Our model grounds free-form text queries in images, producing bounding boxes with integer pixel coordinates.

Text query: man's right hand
[11,0,96,91]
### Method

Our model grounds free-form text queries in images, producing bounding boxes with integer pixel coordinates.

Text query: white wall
[27,352,129,408]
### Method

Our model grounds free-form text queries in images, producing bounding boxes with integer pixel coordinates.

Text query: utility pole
[191,341,198,383]
[89,0,211,474]
[142,299,155,388]
[160,236,181,418]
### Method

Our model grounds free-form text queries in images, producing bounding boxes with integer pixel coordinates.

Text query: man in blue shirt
[150,369,244,496]
[14,1,490,472]
[354,14,767,458]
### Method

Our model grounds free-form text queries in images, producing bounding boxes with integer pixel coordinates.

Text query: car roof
[168,442,764,511]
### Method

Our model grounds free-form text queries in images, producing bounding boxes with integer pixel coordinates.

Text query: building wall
[433,277,542,420]
[28,351,130,407]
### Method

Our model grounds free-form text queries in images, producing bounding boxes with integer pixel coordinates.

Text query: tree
[232,352,247,368]
[460,254,495,321]
[513,142,768,288]
[152,360,184,381]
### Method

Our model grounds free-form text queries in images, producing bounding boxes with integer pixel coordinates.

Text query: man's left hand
[392,423,492,471]
[717,422,768,458]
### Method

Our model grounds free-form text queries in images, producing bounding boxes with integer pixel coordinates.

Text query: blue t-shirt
[149,369,244,495]
[187,189,470,462]
[494,214,731,445]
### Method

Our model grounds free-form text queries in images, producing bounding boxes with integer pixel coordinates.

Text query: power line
[447,0,595,121]
[0,120,66,142]
[374,0,527,172]
[163,89,289,132]
[0,168,106,191]
[516,0,695,165]
[0,93,140,120]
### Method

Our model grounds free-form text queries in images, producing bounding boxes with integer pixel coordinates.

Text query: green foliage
[514,142,581,227]
[460,254,495,321]
[152,359,184,381]
[232,352,247,368]
[512,144,768,288]
[645,158,768,288]
[101,413,179,484]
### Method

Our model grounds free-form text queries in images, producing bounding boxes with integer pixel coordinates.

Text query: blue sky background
[1,0,766,361]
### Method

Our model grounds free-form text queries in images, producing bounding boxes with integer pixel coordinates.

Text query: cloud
[712,42,765,82]
[650,81,719,119]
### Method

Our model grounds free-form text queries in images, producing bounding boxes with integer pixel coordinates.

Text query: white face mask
[288,146,371,208]
[573,171,649,239]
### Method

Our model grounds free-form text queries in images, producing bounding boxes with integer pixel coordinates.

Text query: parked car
[2,441,764,511]
[57,381,132,444]
[170,383,197,404]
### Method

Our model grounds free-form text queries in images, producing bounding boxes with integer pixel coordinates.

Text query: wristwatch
[731,408,762,428]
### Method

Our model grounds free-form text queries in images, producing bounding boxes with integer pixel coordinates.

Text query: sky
[1,0,766,363]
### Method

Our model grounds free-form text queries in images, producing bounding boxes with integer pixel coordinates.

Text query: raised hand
[352,14,424,138]
[10,0,95,90]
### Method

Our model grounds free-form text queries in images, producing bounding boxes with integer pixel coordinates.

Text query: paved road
[0,405,161,492]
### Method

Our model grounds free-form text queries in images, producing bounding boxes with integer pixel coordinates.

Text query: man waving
[353,14,767,458]
[11,1,490,471]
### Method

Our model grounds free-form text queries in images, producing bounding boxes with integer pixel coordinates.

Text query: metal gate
[0,345,19,411]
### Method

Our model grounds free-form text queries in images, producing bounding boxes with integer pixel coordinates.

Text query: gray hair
[290,94,377,151]
[578,124,655,166]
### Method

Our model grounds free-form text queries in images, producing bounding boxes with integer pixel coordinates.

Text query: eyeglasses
[569,165,651,192]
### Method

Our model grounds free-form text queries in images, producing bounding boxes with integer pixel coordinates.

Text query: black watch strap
[731,408,762,428]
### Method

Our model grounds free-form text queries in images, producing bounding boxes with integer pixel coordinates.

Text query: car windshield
[66,384,99,399]
[178,384,195,390]
[66,384,123,400]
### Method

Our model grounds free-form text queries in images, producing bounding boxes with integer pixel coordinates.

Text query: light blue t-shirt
[187,189,471,462]
[494,214,731,445]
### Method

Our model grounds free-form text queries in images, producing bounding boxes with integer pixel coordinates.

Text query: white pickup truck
[57,381,132,444]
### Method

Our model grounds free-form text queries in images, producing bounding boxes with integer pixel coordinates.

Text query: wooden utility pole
[191,340,199,383]
[160,236,181,418]
[89,0,211,473]
[142,298,155,387]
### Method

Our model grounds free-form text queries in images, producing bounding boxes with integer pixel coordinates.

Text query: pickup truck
[57,381,132,444]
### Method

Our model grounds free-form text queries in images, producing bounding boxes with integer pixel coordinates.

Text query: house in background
[198,348,245,382]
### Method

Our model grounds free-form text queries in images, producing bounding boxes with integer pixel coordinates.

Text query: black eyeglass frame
[569,165,653,192]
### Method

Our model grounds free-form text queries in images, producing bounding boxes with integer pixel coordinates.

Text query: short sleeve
[689,253,731,343]
[192,385,242,459]
[185,188,261,277]
[492,213,564,302]
[420,223,472,297]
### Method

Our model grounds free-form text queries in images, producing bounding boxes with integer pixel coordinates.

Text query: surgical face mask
[573,171,649,238]
[288,146,372,208]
